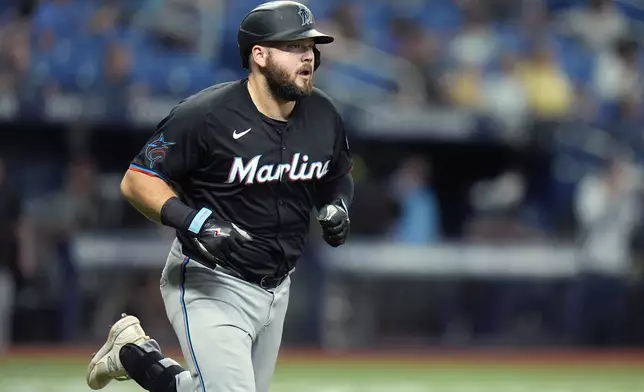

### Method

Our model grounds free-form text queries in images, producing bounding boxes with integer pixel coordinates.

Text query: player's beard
[260,54,313,102]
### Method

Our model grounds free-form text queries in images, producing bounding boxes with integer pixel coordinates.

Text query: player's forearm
[121,169,178,224]
[121,169,211,234]
[316,172,354,210]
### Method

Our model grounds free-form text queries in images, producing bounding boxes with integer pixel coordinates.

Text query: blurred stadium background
[2,0,644,390]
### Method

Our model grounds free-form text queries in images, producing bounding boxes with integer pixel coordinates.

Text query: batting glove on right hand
[317,199,350,247]
[192,218,253,262]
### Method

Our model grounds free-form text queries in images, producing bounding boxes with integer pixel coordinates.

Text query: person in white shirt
[563,156,641,346]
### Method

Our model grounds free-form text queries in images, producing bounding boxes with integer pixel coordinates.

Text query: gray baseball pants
[156,238,291,392]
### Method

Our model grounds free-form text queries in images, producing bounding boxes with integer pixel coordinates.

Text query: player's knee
[120,343,184,392]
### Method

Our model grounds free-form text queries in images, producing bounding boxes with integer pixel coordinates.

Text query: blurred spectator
[101,40,135,115]
[465,170,545,243]
[131,0,217,53]
[315,3,368,64]
[315,5,426,105]
[104,41,133,94]
[515,0,553,48]
[448,4,500,67]
[349,165,401,238]
[565,155,642,345]
[389,156,440,243]
[486,0,522,22]
[32,0,92,49]
[1,0,36,18]
[480,52,529,142]
[518,41,574,121]
[0,156,35,354]
[389,20,449,106]
[135,0,197,51]
[195,0,226,60]
[592,37,642,104]
[29,155,102,341]
[445,64,482,111]
[87,2,121,36]
[0,6,30,91]
[328,2,363,43]
[563,0,629,52]
[106,41,133,84]
[353,181,401,238]
[610,97,644,152]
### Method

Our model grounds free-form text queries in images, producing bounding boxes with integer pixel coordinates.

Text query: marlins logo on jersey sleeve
[144,134,176,169]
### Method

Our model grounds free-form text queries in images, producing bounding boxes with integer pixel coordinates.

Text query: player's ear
[251,45,268,68]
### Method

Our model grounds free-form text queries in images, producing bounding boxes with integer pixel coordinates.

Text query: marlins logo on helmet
[297,4,312,25]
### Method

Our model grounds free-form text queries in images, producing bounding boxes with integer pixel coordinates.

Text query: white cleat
[86,314,150,390]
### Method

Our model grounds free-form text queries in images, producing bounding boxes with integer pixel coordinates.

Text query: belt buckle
[259,273,287,289]
[259,275,272,289]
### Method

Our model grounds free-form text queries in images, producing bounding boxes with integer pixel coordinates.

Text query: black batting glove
[317,199,350,247]
[160,200,253,263]
[191,217,253,262]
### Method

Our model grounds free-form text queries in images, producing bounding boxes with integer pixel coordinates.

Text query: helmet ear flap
[313,46,321,71]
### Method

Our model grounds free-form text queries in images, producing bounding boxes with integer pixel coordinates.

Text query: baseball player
[85,1,353,392]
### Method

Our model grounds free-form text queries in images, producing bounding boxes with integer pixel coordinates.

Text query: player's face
[259,39,316,101]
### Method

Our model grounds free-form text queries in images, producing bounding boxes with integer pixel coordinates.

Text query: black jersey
[130,78,352,278]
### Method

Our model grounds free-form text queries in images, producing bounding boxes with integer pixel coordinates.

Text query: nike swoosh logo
[233,128,251,139]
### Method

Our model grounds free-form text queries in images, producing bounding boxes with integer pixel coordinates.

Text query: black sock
[119,343,185,392]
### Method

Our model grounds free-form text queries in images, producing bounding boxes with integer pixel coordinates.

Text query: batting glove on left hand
[317,199,350,247]
[193,218,253,263]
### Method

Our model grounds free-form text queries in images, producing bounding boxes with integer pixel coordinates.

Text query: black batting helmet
[238,1,334,71]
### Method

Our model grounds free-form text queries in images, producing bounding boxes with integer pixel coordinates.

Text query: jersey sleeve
[324,115,353,182]
[130,102,209,184]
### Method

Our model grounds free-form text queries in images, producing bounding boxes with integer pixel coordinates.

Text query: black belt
[214,263,288,289]
[184,251,289,289]
[250,273,289,289]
